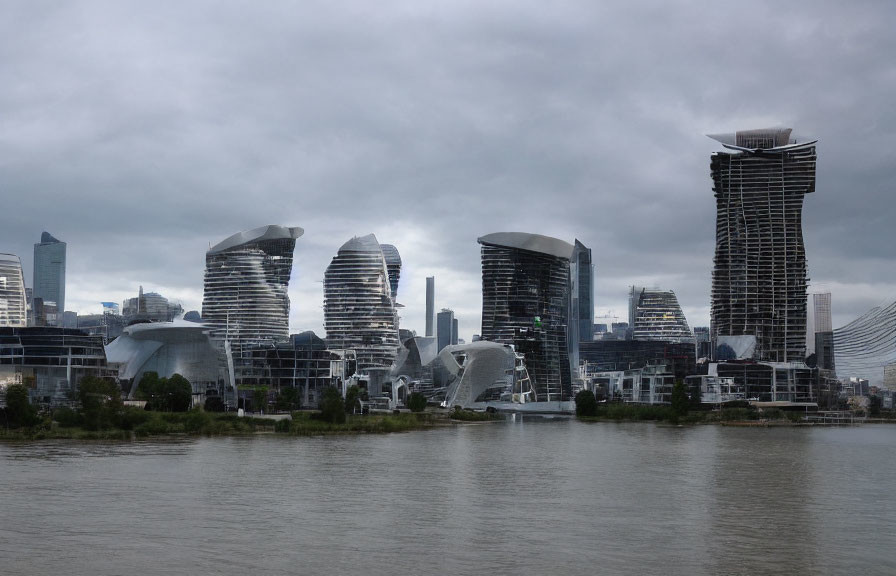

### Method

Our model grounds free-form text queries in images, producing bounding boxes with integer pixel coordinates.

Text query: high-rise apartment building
[33,231,66,326]
[201,225,303,355]
[708,127,816,362]
[629,286,694,344]
[0,254,27,327]
[323,234,400,374]
[425,276,435,337]
[479,232,575,402]
[813,293,832,333]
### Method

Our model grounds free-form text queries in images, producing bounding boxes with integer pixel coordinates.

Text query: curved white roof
[339,233,382,253]
[208,225,304,254]
[478,232,574,260]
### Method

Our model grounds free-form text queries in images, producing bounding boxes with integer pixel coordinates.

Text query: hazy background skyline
[3,1,894,340]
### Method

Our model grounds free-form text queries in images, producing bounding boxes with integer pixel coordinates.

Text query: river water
[2,419,895,575]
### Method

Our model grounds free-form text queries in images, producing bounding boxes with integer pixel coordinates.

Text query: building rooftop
[478,232,574,260]
[208,225,303,254]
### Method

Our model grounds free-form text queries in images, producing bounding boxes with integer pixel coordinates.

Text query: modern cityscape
[1,127,895,415]
[3,5,896,576]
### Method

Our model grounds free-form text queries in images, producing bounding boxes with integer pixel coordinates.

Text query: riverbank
[0,407,503,441]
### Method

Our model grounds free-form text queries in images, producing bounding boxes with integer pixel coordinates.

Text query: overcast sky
[2,1,894,340]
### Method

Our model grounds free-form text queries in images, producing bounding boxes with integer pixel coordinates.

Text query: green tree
[575,389,598,417]
[164,374,193,412]
[869,395,882,418]
[344,384,364,414]
[407,391,427,413]
[251,387,269,414]
[136,372,163,410]
[3,383,39,428]
[78,376,122,430]
[670,380,689,419]
[276,386,300,411]
[318,387,346,423]
[204,395,226,412]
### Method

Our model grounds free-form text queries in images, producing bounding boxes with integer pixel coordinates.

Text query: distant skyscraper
[323,234,400,374]
[202,225,303,355]
[813,293,832,333]
[33,231,66,326]
[629,286,694,344]
[708,128,816,362]
[425,276,435,337]
[452,317,459,345]
[571,240,594,344]
[380,244,402,301]
[0,254,27,327]
[479,232,575,402]
[437,309,455,352]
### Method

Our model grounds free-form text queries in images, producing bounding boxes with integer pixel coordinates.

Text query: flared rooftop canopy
[338,233,382,253]
[707,127,816,153]
[208,225,304,254]
[478,232,575,260]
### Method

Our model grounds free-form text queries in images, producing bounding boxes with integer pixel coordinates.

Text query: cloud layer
[2,1,894,339]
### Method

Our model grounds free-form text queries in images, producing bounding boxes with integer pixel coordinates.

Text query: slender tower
[425,276,435,337]
[708,128,816,362]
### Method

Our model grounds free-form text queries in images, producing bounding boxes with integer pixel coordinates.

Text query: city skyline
[3,2,896,341]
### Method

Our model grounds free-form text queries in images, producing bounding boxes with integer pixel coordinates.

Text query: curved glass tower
[201,225,303,354]
[478,232,574,402]
[0,254,27,327]
[833,301,896,386]
[379,244,402,301]
[709,128,816,362]
[323,234,400,373]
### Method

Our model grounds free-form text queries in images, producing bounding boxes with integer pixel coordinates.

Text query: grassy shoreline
[0,408,503,441]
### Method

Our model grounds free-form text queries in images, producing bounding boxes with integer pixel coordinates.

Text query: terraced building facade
[709,128,816,363]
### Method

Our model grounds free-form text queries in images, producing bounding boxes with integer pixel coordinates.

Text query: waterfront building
[832,301,896,387]
[436,309,455,352]
[380,244,402,302]
[201,225,303,355]
[629,286,695,344]
[579,339,696,383]
[711,361,814,403]
[582,363,675,404]
[440,341,532,408]
[323,234,400,379]
[0,327,107,405]
[0,254,27,328]
[105,319,221,400]
[708,128,816,362]
[392,335,438,398]
[239,331,333,407]
[32,232,66,326]
[478,232,575,401]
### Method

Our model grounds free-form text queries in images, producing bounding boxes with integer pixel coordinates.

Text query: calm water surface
[2,419,895,575]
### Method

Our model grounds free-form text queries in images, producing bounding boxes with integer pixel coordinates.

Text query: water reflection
[1,423,895,576]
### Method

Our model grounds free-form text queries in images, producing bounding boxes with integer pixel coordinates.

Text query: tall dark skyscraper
[425,276,435,337]
[708,128,816,362]
[571,240,594,344]
[437,308,454,352]
[479,232,575,402]
[33,231,66,326]
[201,225,303,355]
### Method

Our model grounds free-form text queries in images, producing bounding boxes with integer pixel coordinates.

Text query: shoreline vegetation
[0,407,504,442]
